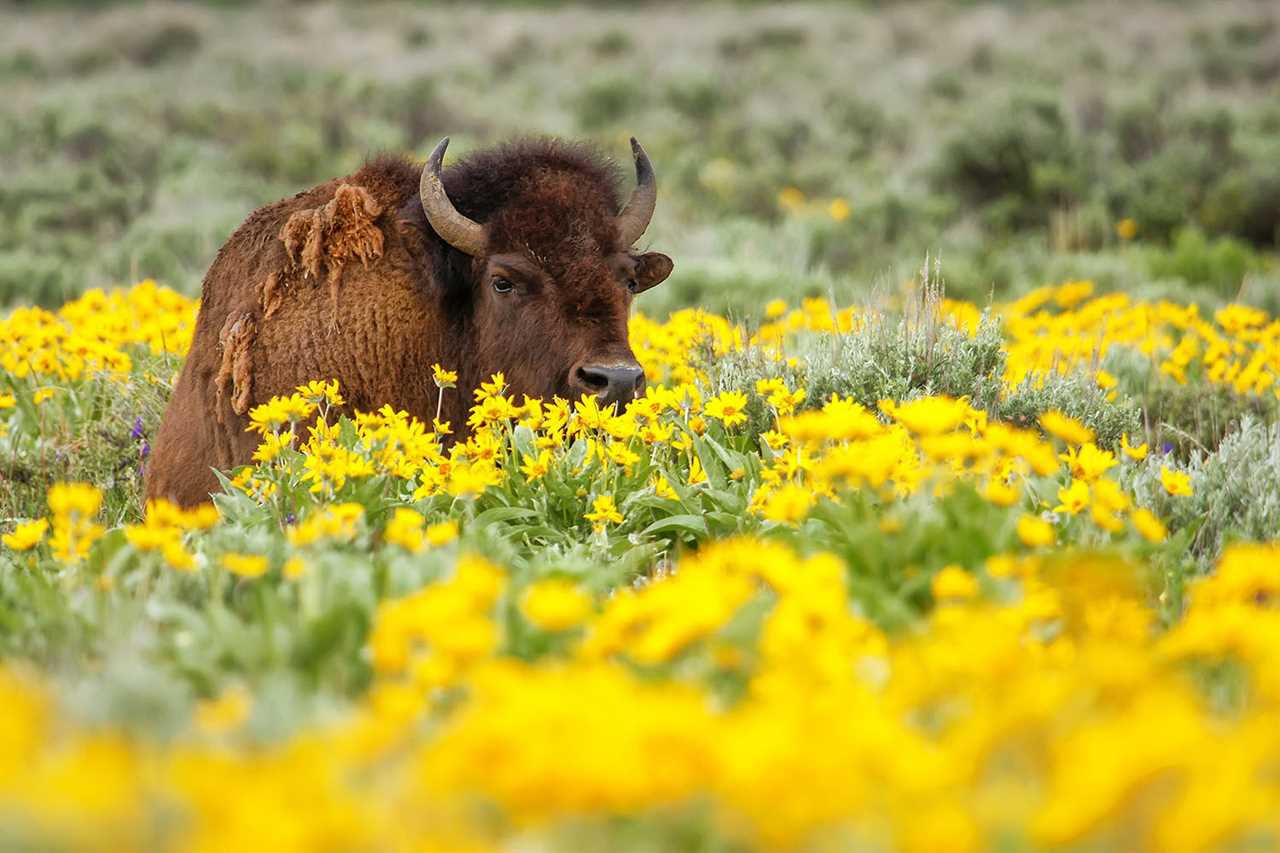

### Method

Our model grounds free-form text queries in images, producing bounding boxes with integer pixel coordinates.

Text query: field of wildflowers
[2,275,1280,851]
[4,0,1280,849]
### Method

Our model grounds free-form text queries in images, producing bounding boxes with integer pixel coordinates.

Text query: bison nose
[574,362,645,408]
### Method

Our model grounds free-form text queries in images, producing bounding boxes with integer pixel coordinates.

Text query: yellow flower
[252,429,295,464]
[687,455,708,485]
[473,372,505,401]
[195,687,251,735]
[295,378,344,407]
[827,198,851,222]
[932,564,978,602]
[50,522,104,564]
[47,482,102,518]
[605,441,640,470]
[585,495,624,530]
[1059,443,1117,482]
[704,391,749,428]
[467,394,519,430]
[982,478,1020,507]
[1017,514,1055,547]
[384,507,426,553]
[885,396,971,435]
[124,523,179,552]
[764,299,787,319]
[760,430,789,451]
[777,186,806,212]
[163,541,195,572]
[3,518,48,551]
[447,460,499,498]
[521,450,552,481]
[653,474,678,500]
[1092,478,1131,514]
[0,393,14,409]
[1131,508,1167,543]
[1039,411,1095,445]
[1053,480,1090,515]
[1115,217,1138,240]
[761,483,814,524]
[247,393,316,435]
[425,520,460,547]
[1122,433,1149,461]
[282,556,308,580]
[521,579,593,632]
[222,553,269,579]
[1160,465,1193,497]
[431,363,458,388]
[1090,502,1124,533]
[32,387,55,404]
[879,515,903,534]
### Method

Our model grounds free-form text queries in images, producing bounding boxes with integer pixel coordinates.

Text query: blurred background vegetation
[1,0,1278,317]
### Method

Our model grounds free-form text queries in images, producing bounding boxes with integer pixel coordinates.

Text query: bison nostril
[575,363,645,404]
[577,366,611,392]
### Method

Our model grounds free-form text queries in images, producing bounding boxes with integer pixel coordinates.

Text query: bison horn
[616,137,657,247]
[420,137,487,257]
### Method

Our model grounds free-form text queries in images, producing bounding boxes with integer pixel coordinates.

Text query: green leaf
[512,425,537,458]
[473,506,541,527]
[640,514,709,538]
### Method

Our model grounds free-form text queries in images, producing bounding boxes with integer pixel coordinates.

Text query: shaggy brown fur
[146,138,673,507]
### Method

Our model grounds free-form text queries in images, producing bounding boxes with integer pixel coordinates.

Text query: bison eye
[492,277,514,294]
[626,279,639,294]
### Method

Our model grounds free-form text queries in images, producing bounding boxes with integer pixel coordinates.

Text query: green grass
[1,1,1278,310]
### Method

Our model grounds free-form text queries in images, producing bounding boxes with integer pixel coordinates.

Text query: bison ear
[633,252,673,294]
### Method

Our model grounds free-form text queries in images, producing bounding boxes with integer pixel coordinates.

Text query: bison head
[420,137,673,412]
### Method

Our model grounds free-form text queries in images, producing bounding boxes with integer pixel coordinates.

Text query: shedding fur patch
[215,312,257,418]
[278,183,385,320]
[259,271,285,319]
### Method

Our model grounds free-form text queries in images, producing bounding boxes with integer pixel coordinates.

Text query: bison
[145,136,673,507]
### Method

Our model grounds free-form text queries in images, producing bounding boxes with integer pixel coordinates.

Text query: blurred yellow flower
[1053,480,1090,515]
[932,564,978,601]
[1121,433,1149,460]
[1039,411,1095,446]
[1017,514,1055,547]
[48,482,102,518]
[222,553,269,579]
[1131,508,1167,542]
[385,508,426,553]
[1160,465,1193,497]
[521,579,593,632]
[761,483,814,524]
[195,687,251,735]
[777,186,806,212]
[3,518,48,551]
[425,520,460,547]
[282,556,308,580]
